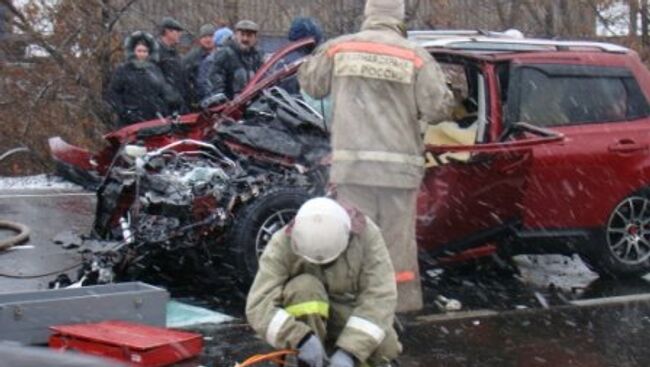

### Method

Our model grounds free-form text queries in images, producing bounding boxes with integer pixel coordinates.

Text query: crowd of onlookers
[107,16,324,127]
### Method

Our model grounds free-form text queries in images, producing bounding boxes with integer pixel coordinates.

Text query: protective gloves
[297,334,326,367]
[328,349,355,367]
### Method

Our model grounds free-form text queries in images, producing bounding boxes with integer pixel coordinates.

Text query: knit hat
[364,0,405,20]
[199,24,216,39]
[288,17,324,45]
[213,27,234,47]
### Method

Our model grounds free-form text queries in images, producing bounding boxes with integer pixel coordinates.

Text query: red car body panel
[416,58,563,253]
[416,151,532,251]
[49,137,95,171]
[103,112,204,145]
[504,52,650,231]
[521,121,650,230]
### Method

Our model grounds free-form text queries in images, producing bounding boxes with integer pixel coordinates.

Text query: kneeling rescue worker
[246,198,401,367]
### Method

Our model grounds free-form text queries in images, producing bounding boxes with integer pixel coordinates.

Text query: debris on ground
[52,230,84,249]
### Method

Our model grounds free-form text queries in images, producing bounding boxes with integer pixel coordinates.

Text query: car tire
[580,192,650,278]
[226,187,312,289]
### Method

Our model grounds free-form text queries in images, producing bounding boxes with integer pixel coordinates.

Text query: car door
[505,63,650,231]
[222,38,317,118]
[416,147,533,254]
[240,38,317,95]
[416,68,562,254]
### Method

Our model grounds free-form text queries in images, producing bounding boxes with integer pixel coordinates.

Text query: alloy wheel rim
[255,209,297,259]
[607,196,650,265]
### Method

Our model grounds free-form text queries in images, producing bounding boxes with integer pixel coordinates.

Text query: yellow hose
[0,220,31,251]
[235,349,297,367]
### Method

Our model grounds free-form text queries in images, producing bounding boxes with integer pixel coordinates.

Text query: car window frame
[505,63,650,129]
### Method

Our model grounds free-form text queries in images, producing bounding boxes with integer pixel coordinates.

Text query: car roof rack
[408,30,629,54]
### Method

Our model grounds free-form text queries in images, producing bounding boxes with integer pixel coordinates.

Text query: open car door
[416,123,564,255]
[222,38,317,118]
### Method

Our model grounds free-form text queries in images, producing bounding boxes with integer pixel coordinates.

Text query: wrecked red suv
[415,31,650,278]
[50,32,650,286]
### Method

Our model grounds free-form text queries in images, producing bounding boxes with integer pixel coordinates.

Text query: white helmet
[291,198,352,264]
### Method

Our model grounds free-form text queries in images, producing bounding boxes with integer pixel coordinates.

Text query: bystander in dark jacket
[156,17,190,113]
[108,32,180,127]
[278,17,325,94]
[198,20,263,100]
[183,24,216,109]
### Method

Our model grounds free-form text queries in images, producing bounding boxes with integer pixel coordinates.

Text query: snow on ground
[0,175,83,191]
[514,254,598,291]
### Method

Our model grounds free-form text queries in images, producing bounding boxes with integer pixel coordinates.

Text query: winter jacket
[198,38,263,100]
[298,16,453,189]
[246,209,397,363]
[182,46,211,108]
[157,40,190,112]
[108,32,180,127]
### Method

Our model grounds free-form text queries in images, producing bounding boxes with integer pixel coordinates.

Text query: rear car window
[511,65,650,127]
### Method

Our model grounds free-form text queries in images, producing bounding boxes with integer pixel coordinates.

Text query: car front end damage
[54,89,330,289]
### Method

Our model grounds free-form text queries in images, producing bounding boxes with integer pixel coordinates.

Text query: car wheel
[581,194,650,278]
[226,187,312,288]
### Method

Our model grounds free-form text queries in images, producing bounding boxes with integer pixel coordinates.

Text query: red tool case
[49,320,203,367]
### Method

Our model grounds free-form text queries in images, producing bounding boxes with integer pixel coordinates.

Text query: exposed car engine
[54,88,330,289]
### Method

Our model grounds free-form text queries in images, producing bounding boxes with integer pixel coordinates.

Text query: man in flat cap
[157,16,190,113]
[198,19,263,100]
[183,24,216,109]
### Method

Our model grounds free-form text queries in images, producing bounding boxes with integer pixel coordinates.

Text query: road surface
[2,189,650,366]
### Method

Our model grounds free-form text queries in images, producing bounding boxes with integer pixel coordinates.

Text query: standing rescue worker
[298,0,452,312]
[246,198,401,367]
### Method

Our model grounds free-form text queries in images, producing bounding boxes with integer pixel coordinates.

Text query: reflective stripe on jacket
[298,15,453,188]
[245,214,397,362]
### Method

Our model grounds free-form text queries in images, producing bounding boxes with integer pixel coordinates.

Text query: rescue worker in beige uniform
[246,198,401,367]
[298,0,452,311]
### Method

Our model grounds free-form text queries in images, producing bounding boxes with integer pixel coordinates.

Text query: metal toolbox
[0,282,168,345]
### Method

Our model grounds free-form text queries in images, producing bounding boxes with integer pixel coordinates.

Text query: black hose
[0,220,31,251]
[0,262,82,279]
